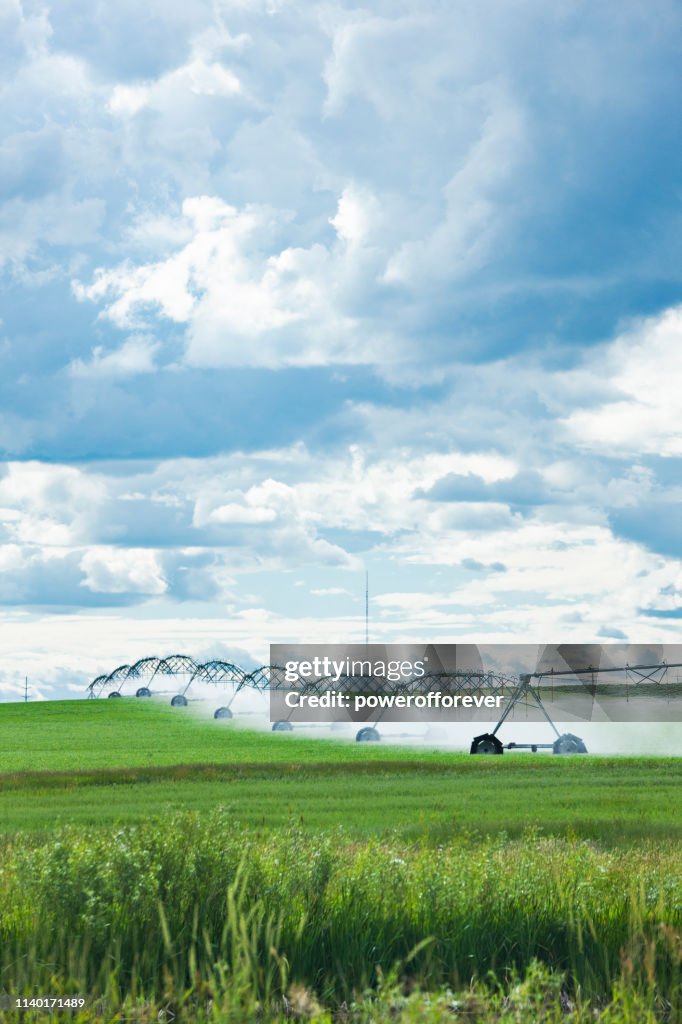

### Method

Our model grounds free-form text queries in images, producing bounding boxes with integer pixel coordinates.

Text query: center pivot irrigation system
[470,659,682,754]
[87,655,682,752]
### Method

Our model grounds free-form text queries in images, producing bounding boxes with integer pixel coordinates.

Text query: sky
[0,0,681,700]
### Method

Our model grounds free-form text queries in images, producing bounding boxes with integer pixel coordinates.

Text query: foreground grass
[0,816,680,1022]
[0,967,675,1023]
[0,701,680,842]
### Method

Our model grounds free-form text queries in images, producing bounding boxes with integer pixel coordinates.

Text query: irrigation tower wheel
[214,706,233,720]
[136,687,152,697]
[272,721,294,732]
[356,727,380,743]
[553,733,587,755]
[107,691,122,698]
[170,694,188,707]
[470,733,504,755]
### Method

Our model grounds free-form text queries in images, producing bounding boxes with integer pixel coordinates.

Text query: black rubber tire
[272,721,294,732]
[214,706,233,720]
[470,732,504,754]
[136,687,152,698]
[553,733,587,755]
[171,694,188,707]
[356,727,380,743]
[107,691,122,699]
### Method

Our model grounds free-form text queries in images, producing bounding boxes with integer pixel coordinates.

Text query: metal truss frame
[86,655,682,749]
[475,660,682,754]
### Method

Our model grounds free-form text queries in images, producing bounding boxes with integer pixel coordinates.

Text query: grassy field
[2,815,680,1022]
[0,699,680,841]
[0,699,680,1022]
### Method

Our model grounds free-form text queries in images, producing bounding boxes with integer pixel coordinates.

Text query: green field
[0,699,680,1022]
[0,699,680,841]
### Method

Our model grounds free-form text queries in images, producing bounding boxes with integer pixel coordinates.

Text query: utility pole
[24,676,29,702]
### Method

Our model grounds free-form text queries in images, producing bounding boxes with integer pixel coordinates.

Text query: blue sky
[0,0,681,698]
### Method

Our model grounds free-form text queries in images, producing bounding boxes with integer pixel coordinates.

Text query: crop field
[1,700,680,841]
[0,699,680,1022]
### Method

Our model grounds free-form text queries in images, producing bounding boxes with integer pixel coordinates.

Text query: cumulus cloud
[209,503,276,524]
[0,462,105,545]
[0,195,105,272]
[563,306,682,457]
[0,418,680,633]
[0,0,681,683]
[56,1,679,371]
[69,334,160,377]
[74,193,394,367]
[108,57,241,118]
[80,547,167,595]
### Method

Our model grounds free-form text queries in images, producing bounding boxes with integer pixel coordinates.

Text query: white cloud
[329,184,380,246]
[209,503,277,524]
[3,1,52,59]
[25,0,669,375]
[74,193,393,367]
[0,196,105,271]
[0,433,679,692]
[322,12,440,121]
[80,548,167,594]
[563,306,682,456]
[108,57,241,117]
[75,197,277,326]
[0,463,105,545]
[69,334,160,378]
[384,83,527,285]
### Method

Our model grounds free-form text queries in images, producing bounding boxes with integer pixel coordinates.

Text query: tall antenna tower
[365,570,369,645]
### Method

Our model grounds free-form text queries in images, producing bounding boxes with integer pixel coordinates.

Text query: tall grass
[0,813,680,1020]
